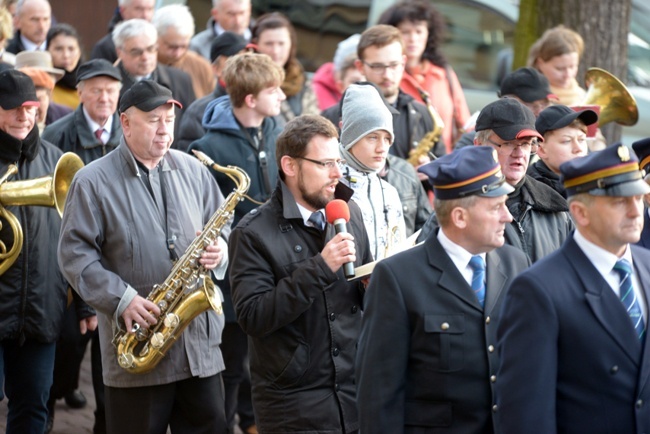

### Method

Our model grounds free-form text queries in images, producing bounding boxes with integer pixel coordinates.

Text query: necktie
[468,255,486,308]
[308,211,325,231]
[613,259,645,340]
[95,128,104,144]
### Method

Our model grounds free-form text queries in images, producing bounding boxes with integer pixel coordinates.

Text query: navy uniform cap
[418,146,514,199]
[632,137,650,174]
[560,144,650,197]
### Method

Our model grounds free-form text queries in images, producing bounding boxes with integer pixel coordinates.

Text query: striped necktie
[613,259,645,340]
[468,255,486,308]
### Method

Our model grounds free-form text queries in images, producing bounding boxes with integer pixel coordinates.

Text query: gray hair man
[153,4,215,98]
[5,0,51,53]
[189,0,251,60]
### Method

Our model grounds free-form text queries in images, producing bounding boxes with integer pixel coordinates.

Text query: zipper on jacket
[18,205,28,345]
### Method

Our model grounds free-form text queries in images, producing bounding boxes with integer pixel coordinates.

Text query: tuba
[114,150,250,374]
[0,152,84,276]
[580,67,639,126]
[408,88,444,166]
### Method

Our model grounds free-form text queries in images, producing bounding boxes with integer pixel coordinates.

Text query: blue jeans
[0,339,56,434]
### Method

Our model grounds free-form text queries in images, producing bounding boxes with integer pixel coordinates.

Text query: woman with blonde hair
[528,25,586,106]
[0,6,14,67]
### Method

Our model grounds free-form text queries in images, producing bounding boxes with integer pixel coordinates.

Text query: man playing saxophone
[58,80,230,434]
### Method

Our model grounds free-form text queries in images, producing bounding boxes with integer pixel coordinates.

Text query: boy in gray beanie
[339,82,405,260]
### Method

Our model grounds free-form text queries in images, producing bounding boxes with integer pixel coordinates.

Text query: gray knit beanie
[340,83,395,150]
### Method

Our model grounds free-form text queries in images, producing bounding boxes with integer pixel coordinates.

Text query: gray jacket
[58,140,229,387]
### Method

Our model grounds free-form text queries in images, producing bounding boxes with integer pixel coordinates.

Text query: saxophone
[407,89,445,166]
[114,150,250,374]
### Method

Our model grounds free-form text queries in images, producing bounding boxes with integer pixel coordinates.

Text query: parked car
[252,0,650,145]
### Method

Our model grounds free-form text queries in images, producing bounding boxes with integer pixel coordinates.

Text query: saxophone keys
[164,313,180,329]
[150,332,165,349]
[118,353,135,369]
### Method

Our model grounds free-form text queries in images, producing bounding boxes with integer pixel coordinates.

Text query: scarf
[339,143,379,175]
[0,125,40,163]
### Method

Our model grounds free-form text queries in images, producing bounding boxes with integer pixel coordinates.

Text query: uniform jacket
[497,236,650,434]
[321,89,443,160]
[339,164,406,260]
[0,127,67,343]
[356,230,529,434]
[117,63,196,150]
[229,180,372,433]
[58,140,229,388]
[42,105,121,164]
[382,154,432,236]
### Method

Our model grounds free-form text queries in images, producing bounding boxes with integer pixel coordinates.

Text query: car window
[435,0,516,92]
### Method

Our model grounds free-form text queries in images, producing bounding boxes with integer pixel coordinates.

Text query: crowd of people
[1,0,650,433]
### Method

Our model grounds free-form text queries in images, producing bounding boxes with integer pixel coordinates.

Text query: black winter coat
[42,105,121,164]
[229,181,372,433]
[0,127,67,343]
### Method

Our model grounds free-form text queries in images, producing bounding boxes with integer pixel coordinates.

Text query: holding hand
[122,295,161,334]
[198,231,225,270]
[321,232,356,273]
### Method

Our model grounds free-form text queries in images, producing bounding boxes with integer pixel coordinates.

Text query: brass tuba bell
[0,152,84,275]
[581,67,639,127]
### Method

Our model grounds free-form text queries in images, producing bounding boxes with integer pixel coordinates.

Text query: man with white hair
[90,0,155,63]
[190,0,251,60]
[153,4,215,99]
[113,18,195,149]
[6,0,51,54]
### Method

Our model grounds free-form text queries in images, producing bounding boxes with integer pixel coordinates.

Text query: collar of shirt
[20,35,46,52]
[437,228,485,287]
[83,106,112,141]
[573,230,646,319]
[296,202,324,229]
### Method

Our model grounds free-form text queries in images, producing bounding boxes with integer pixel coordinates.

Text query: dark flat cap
[76,59,122,84]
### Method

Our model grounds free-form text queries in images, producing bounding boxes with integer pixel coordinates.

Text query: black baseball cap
[535,105,598,137]
[475,98,543,141]
[210,31,247,62]
[118,80,182,114]
[76,59,122,84]
[498,67,557,103]
[0,69,40,110]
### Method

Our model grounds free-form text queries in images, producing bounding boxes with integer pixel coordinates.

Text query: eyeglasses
[486,137,539,155]
[297,156,346,171]
[361,60,403,75]
[125,44,158,57]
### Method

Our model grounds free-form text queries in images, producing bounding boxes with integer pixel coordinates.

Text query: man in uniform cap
[497,144,650,434]
[0,68,70,433]
[357,145,529,434]
[58,79,230,434]
[632,137,650,248]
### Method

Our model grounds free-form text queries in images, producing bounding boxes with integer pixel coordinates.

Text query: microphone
[325,199,355,279]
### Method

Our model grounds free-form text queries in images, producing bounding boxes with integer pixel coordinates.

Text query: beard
[298,171,336,210]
